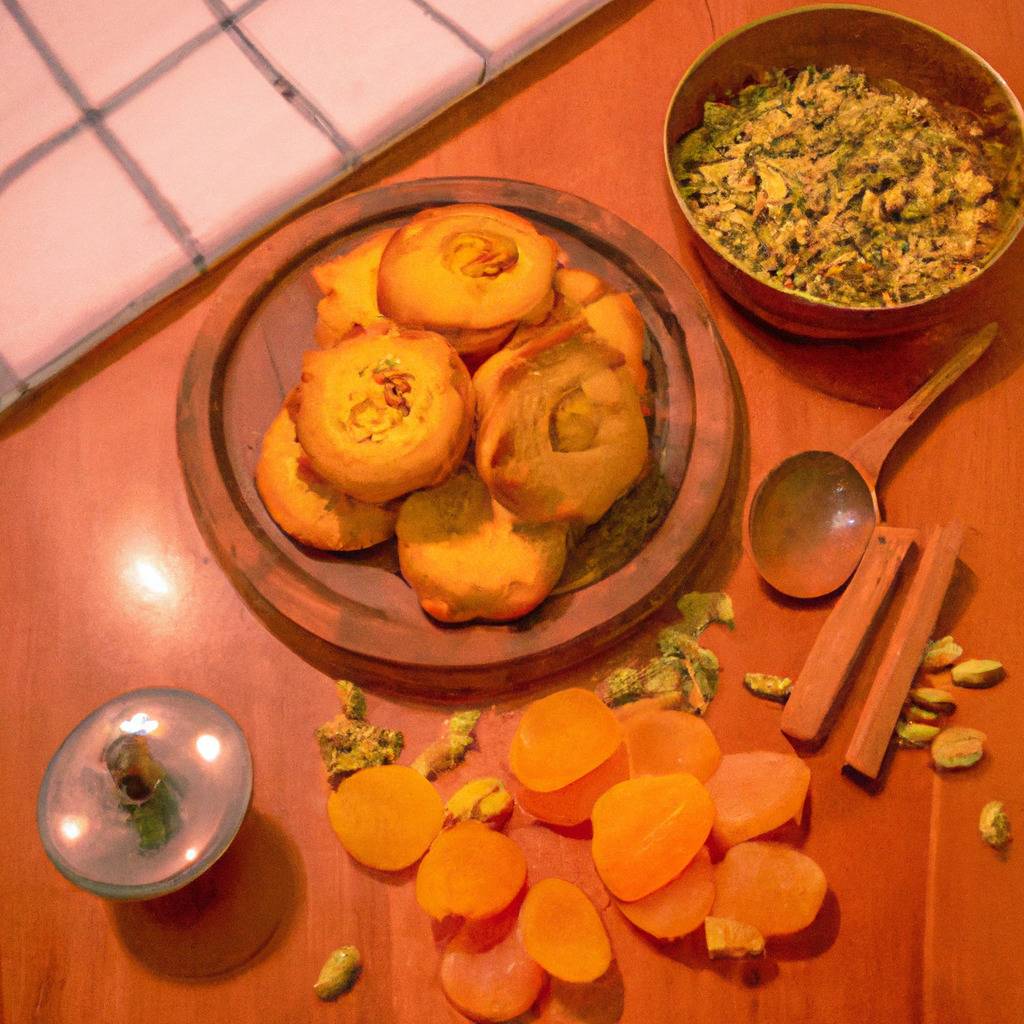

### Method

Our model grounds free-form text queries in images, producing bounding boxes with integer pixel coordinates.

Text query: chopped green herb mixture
[671,65,1012,306]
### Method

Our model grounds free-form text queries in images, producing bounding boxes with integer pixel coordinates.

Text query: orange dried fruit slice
[705,750,810,849]
[441,910,546,1021]
[615,846,715,940]
[510,687,623,793]
[416,820,527,921]
[519,878,612,983]
[327,764,443,871]
[711,841,826,937]
[515,742,629,827]
[591,773,715,902]
[621,709,722,782]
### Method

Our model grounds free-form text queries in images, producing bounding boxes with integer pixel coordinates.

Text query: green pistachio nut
[314,946,362,1000]
[908,687,957,714]
[979,800,1012,850]
[921,636,963,671]
[705,917,765,959]
[743,673,793,703]
[951,659,1005,689]
[895,719,941,748]
[931,726,986,770]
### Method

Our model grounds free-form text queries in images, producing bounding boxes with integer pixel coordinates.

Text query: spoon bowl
[749,451,877,599]
[747,324,996,599]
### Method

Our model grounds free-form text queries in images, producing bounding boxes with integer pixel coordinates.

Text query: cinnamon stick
[781,525,917,747]
[843,521,964,780]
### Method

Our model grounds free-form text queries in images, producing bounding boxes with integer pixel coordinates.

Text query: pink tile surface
[18,0,216,107]
[105,32,344,258]
[426,0,610,75]
[0,6,81,171]
[1,0,612,410]
[240,0,483,155]
[0,129,187,381]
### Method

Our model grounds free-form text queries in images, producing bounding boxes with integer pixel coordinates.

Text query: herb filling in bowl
[671,65,1011,306]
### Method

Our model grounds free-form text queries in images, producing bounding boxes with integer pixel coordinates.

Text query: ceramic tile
[18,0,216,107]
[425,0,610,76]
[240,0,483,156]
[105,32,343,259]
[0,6,82,172]
[0,130,189,383]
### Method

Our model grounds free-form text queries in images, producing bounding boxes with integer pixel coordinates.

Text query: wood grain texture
[2,1,1023,1023]
[844,521,964,779]
[782,525,917,746]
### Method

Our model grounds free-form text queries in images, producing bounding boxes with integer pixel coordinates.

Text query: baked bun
[255,404,397,550]
[311,228,395,347]
[476,333,648,526]
[396,468,568,623]
[581,290,648,394]
[377,204,557,337]
[293,327,474,504]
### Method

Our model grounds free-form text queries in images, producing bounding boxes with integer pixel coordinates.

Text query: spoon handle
[845,322,997,485]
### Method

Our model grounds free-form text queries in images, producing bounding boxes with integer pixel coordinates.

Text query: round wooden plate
[177,178,735,697]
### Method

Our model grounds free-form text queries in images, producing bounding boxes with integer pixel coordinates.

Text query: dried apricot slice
[622,709,722,782]
[519,878,612,983]
[615,846,714,940]
[515,743,630,827]
[510,688,623,792]
[711,841,826,937]
[441,913,546,1021]
[416,820,527,920]
[327,764,443,871]
[591,773,715,901]
[705,750,810,849]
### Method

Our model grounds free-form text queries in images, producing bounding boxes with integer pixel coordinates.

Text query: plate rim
[176,176,736,693]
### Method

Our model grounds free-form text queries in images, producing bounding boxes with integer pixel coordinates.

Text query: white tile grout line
[411,0,491,82]
[0,0,274,194]
[2,0,206,274]
[203,0,359,163]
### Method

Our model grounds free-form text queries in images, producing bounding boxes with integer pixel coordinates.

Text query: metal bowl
[664,4,1024,338]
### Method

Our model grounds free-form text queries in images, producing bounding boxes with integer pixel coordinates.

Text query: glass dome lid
[37,688,252,900]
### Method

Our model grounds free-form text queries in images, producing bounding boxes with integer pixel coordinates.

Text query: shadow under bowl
[664,4,1024,339]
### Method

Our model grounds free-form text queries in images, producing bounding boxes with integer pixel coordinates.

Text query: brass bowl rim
[662,3,1024,316]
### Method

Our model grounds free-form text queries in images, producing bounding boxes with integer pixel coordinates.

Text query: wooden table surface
[3,1,1022,1022]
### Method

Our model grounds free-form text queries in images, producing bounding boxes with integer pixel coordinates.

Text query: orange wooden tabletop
[2,2,1022,1022]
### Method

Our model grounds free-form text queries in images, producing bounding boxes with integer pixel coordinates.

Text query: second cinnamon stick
[843,521,964,780]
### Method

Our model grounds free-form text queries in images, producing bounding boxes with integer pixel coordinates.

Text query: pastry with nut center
[293,326,474,505]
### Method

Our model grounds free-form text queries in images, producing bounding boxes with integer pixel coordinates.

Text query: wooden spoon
[747,323,995,599]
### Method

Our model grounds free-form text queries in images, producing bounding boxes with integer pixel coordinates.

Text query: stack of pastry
[256,203,651,623]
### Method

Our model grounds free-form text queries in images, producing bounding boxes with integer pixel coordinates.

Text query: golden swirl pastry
[376,204,558,334]
[311,228,396,347]
[476,333,648,526]
[255,404,397,550]
[396,468,568,623]
[581,291,648,395]
[293,327,474,504]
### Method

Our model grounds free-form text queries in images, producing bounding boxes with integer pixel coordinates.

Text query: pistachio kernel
[705,917,765,959]
[743,673,793,703]
[921,635,963,671]
[902,703,940,724]
[443,777,514,831]
[931,726,987,770]
[314,946,362,1001]
[895,719,941,748]
[979,801,1012,851]
[908,687,957,715]
[951,659,1005,689]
